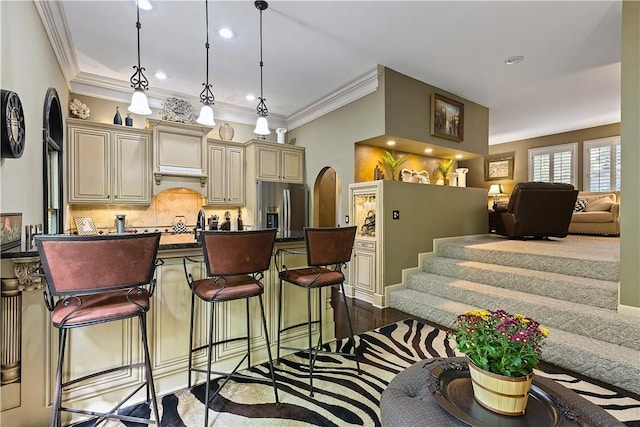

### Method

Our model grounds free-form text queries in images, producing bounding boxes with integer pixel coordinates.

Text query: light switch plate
[392,210,400,220]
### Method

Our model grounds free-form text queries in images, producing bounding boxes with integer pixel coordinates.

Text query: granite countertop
[1,229,305,259]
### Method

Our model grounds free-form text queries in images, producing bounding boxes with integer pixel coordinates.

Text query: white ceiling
[39,0,622,146]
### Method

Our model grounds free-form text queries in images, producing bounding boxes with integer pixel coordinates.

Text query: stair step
[404,272,639,351]
[436,239,619,282]
[388,289,640,395]
[421,257,618,310]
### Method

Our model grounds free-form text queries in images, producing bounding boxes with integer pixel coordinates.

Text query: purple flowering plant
[449,309,549,377]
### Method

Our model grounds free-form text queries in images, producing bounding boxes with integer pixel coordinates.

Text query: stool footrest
[59,382,156,425]
[278,320,320,335]
[191,335,248,353]
[62,362,146,388]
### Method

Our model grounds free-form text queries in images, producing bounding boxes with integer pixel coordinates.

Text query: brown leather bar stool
[35,232,162,427]
[276,226,360,396]
[183,229,279,426]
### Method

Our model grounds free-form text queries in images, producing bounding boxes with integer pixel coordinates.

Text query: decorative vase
[125,113,133,127]
[113,107,122,125]
[219,122,234,141]
[466,357,533,416]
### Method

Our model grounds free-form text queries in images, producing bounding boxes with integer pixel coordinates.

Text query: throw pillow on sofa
[585,198,614,212]
[574,199,588,212]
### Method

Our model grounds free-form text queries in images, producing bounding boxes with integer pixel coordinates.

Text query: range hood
[148,119,213,197]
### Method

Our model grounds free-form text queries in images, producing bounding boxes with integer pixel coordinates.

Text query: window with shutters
[528,143,577,186]
[583,136,620,192]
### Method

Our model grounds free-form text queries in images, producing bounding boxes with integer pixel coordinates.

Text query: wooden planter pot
[467,357,534,416]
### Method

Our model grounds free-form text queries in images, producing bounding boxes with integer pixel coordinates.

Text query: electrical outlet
[345,215,349,224]
[392,210,400,220]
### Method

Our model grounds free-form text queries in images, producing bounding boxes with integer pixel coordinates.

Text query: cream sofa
[569,191,620,236]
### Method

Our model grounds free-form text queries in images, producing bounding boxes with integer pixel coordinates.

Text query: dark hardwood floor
[331,287,640,401]
[331,287,435,339]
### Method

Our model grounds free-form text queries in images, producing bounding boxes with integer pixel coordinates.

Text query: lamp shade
[254,116,270,136]
[196,104,215,126]
[128,88,152,115]
[488,184,505,196]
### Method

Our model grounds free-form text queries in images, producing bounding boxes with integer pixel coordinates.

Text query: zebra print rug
[96,319,640,426]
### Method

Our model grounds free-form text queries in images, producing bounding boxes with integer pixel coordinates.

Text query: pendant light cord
[256,2,268,117]
[199,0,215,105]
[130,0,149,90]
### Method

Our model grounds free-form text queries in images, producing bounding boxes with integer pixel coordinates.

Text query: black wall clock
[1,89,26,158]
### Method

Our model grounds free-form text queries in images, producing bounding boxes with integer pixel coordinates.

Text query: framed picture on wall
[485,156,514,181]
[1,212,22,252]
[430,93,464,142]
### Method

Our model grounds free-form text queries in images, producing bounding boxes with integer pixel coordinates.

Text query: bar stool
[183,229,279,426]
[276,226,360,396]
[35,232,162,427]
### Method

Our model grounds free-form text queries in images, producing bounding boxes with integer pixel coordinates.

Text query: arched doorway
[313,167,342,227]
[42,88,64,234]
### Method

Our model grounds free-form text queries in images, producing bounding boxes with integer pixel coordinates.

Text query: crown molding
[34,0,79,87]
[286,67,379,131]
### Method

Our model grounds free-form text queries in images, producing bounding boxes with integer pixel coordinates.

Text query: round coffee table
[380,357,624,427]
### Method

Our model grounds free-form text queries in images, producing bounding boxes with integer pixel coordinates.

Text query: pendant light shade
[196,0,216,126]
[129,88,152,115]
[128,0,152,115]
[254,116,270,135]
[196,104,215,126]
[253,0,270,138]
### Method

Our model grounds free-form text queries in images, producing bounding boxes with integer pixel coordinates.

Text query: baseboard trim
[618,304,640,318]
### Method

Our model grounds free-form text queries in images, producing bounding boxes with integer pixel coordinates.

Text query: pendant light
[128,0,152,115]
[253,0,270,138]
[196,0,216,126]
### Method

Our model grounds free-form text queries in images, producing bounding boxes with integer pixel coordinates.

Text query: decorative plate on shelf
[161,97,196,124]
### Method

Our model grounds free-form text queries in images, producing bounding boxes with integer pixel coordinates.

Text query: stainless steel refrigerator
[256,181,307,232]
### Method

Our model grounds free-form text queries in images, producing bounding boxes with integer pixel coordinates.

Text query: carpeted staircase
[388,235,640,395]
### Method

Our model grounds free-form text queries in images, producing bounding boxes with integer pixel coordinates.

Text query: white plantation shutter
[584,136,620,192]
[528,143,577,186]
[553,151,572,184]
[532,154,550,182]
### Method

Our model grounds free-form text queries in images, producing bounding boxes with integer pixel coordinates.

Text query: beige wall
[0,1,69,422]
[0,0,69,238]
[381,181,488,286]
[620,0,640,311]
[460,123,621,196]
[384,67,489,156]
[288,85,386,227]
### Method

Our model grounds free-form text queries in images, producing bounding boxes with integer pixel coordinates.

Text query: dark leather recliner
[490,182,578,239]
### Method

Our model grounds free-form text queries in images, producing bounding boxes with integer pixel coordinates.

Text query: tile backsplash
[67,188,249,234]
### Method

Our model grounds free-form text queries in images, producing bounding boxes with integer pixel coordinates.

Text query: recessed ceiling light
[137,0,152,11]
[424,148,433,154]
[504,55,524,65]
[154,71,167,80]
[219,28,234,39]
[246,94,256,101]
[455,154,463,159]
[387,140,396,146]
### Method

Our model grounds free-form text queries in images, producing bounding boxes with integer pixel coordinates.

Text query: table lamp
[488,184,505,210]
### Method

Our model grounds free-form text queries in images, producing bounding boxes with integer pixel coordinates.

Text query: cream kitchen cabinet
[67,119,152,204]
[206,141,245,206]
[247,140,305,183]
[348,181,383,307]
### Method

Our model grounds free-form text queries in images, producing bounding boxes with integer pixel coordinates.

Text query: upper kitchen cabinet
[148,119,213,194]
[67,119,152,204]
[206,140,245,206]
[246,140,305,183]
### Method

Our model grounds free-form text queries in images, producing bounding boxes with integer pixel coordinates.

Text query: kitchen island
[0,231,331,426]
